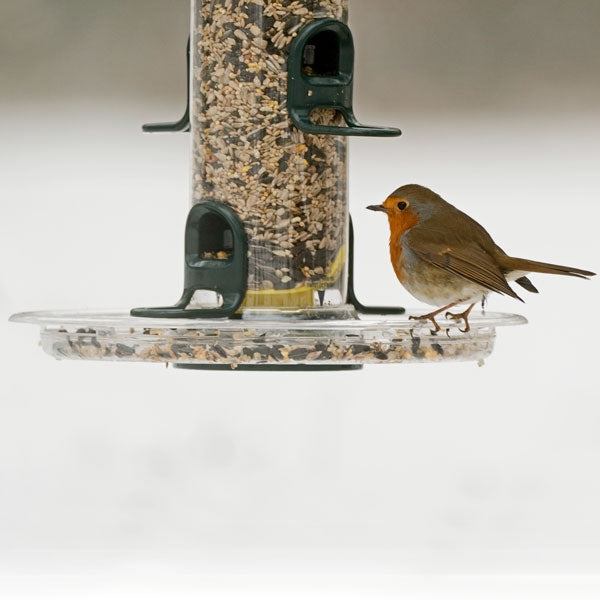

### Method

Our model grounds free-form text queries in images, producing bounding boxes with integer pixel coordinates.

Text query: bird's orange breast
[387,211,419,283]
[389,240,406,282]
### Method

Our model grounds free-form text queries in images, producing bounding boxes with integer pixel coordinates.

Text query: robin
[367,184,595,333]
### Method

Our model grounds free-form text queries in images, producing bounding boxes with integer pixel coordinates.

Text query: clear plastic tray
[10,309,526,368]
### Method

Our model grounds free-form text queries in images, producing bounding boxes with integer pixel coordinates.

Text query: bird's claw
[409,313,441,334]
[444,309,471,333]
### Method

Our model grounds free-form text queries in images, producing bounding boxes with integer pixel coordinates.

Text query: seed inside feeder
[191,0,349,307]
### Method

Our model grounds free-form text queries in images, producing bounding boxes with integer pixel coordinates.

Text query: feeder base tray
[10,308,526,369]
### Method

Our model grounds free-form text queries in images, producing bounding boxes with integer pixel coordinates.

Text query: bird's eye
[397,201,407,210]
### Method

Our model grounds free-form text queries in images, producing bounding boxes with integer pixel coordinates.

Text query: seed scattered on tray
[44,323,493,368]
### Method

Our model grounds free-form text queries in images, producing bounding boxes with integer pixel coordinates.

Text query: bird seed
[191,0,349,304]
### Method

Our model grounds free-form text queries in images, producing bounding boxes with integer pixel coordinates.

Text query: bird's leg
[409,300,462,334]
[445,302,475,333]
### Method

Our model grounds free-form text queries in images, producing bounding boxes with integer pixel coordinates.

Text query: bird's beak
[366,204,387,212]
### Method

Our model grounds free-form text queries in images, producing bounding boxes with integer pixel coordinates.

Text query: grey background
[2,2,600,599]
[2,0,600,112]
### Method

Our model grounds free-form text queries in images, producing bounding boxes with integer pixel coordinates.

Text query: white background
[2,2,600,598]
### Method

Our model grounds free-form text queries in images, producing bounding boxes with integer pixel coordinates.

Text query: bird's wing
[405,228,523,300]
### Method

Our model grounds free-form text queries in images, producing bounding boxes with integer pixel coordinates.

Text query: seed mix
[192,0,349,299]
[46,326,492,367]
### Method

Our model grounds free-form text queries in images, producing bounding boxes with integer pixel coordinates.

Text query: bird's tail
[497,255,595,279]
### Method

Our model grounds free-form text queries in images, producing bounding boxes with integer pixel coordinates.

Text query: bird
[367,184,595,333]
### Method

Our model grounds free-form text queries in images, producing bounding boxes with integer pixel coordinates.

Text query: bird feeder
[10,0,525,369]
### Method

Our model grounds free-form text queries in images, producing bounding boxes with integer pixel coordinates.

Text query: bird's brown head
[367,184,445,235]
